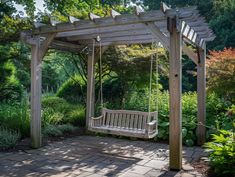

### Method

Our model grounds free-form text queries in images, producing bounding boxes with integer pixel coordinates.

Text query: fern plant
[204,126,235,176]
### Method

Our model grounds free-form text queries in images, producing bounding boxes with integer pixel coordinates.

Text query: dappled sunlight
[0,136,207,176]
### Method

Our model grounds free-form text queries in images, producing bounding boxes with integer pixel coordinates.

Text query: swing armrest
[89,116,103,127]
[146,120,157,133]
[90,115,103,120]
[147,120,157,126]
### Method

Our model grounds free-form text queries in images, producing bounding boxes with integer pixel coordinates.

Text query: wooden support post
[197,46,206,145]
[86,47,95,129]
[168,16,182,170]
[31,38,42,148]
[22,32,56,148]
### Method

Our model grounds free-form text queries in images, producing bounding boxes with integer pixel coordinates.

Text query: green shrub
[42,96,72,113]
[66,106,85,126]
[42,108,64,125]
[0,61,23,102]
[43,124,77,137]
[204,129,235,176]
[42,96,86,127]
[56,75,86,104]
[57,124,76,133]
[0,97,30,137]
[43,124,63,137]
[0,127,20,150]
[206,93,233,137]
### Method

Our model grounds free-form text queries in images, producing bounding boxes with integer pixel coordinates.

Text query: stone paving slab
[0,135,207,177]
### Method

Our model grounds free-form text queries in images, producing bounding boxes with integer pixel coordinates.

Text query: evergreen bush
[0,127,20,150]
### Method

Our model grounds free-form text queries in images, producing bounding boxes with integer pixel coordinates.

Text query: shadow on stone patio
[0,135,206,177]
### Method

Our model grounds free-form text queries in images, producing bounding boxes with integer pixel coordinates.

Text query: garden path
[0,136,208,177]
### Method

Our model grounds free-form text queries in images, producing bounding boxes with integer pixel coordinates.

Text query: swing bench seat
[88,108,158,139]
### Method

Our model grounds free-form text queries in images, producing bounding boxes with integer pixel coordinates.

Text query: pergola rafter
[21,2,215,171]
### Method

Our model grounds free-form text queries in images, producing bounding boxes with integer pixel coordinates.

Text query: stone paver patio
[0,136,208,177]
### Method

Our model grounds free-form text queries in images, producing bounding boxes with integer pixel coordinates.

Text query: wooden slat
[134,5,144,16]
[182,43,198,65]
[110,113,115,127]
[146,22,170,50]
[50,16,59,26]
[89,12,100,21]
[66,28,152,41]
[142,115,147,130]
[69,16,80,23]
[138,115,143,130]
[111,9,121,18]
[40,33,57,60]
[34,22,46,28]
[102,109,107,125]
[57,23,146,38]
[130,114,134,129]
[51,40,83,49]
[114,113,118,127]
[107,111,111,126]
[161,2,170,13]
[49,45,81,53]
[134,114,138,130]
[121,113,126,128]
[118,113,122,128]
[125,114,130,129]
[34,10,166,35]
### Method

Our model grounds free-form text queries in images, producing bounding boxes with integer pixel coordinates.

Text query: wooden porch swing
[88,39,159,139]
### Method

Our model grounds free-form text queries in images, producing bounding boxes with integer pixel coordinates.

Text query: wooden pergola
[21,3,215,170]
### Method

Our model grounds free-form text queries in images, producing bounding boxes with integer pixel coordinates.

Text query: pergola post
[86,47,95,129]
[197,46,206,145]
[168,16,183,170]
[26,33,56,148]
[31,38,42,148]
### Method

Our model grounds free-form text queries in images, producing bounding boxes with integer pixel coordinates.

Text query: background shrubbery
[42,96,85,126]
[0,95,85,149]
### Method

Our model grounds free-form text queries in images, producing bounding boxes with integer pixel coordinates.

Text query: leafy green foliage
[206,93,234,138]
[67,107,86,127]
[43,124,63,137]
[42,96,86,126]
[0,127,21,150]
[56,75,86,104]
[57,124,77,133]
[0,97,30,137]
[43,0,130,20]
[43,124,77,137]
[0,60,23,102]
[204,129,235,176]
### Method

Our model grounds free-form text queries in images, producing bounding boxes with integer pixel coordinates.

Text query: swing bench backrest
[89,108,158,139]
[102,108,157,130]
